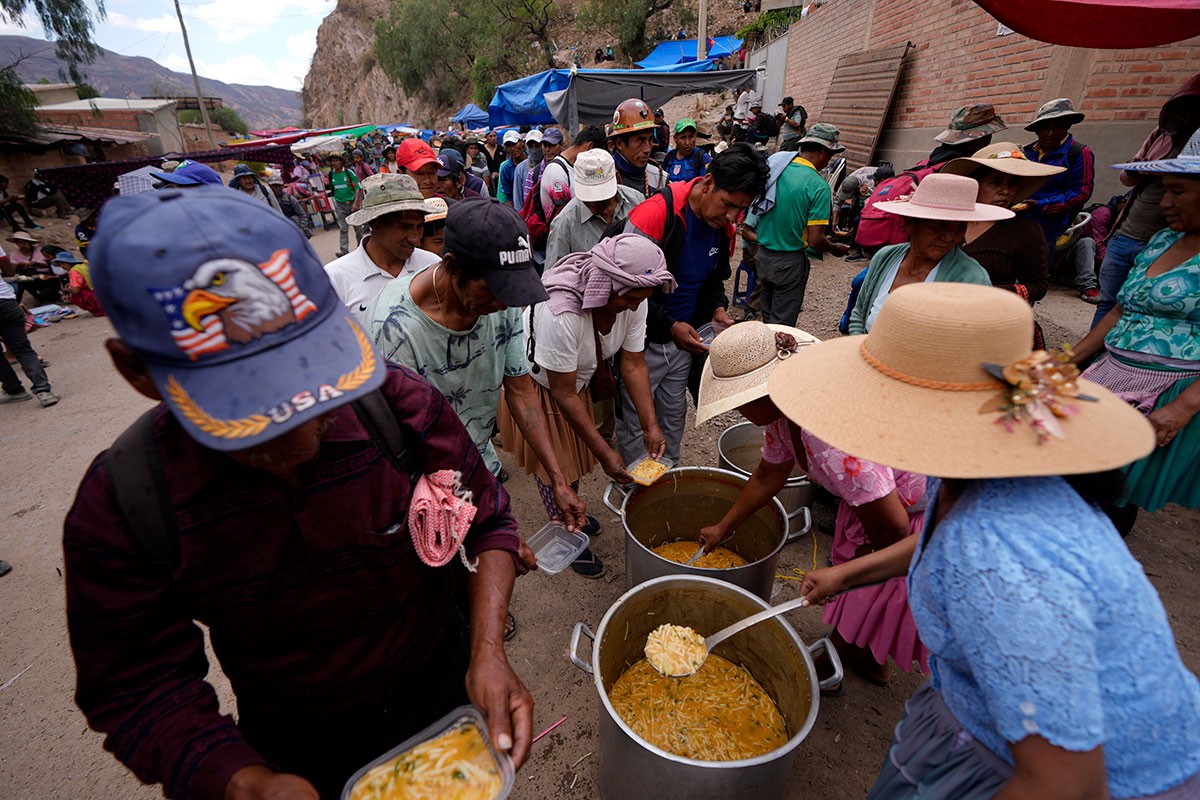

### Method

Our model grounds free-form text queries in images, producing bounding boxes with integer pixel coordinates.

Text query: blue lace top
[908,477,1200,798]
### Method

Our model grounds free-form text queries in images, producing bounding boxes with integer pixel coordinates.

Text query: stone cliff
[302,0,435,128]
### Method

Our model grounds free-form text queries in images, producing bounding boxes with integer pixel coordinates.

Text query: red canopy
[973,0,1200,49]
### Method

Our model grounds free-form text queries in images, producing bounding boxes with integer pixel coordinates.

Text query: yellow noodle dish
[629,458,670,485]
[609,654,788,761]
[652,541,749,569]
[348,722,504,800]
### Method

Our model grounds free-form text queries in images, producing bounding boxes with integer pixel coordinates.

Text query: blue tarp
[451,103,491,126]
[489,70,573,126]
[635,36,741,69]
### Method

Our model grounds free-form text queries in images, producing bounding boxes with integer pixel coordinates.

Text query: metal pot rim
[619,466,791,571]
[590,574,820,768]
[718,421,809,485]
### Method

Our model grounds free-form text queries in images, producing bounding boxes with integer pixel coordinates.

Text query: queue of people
[20,75,1197,800]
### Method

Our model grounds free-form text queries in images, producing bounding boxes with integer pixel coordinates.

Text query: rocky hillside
[0,35,301,130]
[302,0,431,128]
[303,0,758,128]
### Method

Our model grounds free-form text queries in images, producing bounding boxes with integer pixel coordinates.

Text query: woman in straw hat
[775,283,1199,799]
[941,143,1067,314]
[694,320,927,689]
[499,233,675,577]
[1069,128,1200,519]
[847,173,1002,335]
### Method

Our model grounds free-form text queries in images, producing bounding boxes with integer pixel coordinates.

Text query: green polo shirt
[328,168,359,204]
[755,157,831,256]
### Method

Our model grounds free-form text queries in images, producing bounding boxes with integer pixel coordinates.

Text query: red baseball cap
[395,138,439,171]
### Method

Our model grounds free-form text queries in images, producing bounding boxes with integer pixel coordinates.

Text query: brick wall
[38,108,144,133]
[780,0,1200,136]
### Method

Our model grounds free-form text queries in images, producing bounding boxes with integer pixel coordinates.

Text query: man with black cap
[367,197,595,572]
[436,149,484,201]
[651,107,671,158]
[65,187,533,800]
[777,96,807,151]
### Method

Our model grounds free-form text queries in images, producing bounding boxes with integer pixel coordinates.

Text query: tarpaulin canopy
[229,124,373,149]
[39,143,295,210]
[451,103,491,126]
[545,68,758,129]
[635,36,741,69]
[492,67,756,127]
[291,134,351,155]
[489,70,573,126]
[972,0,1200,48]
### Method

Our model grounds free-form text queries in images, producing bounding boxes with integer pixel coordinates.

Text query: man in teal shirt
[327,153,360,257]
[753,122,849,324]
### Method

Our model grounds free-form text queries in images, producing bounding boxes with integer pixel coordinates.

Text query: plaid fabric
[116,166,160,197]
[1082,351,1200,413]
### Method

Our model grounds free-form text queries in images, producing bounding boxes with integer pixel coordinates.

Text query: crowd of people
[0,64,1192,800]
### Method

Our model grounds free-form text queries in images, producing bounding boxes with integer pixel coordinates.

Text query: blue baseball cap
[89,186,384,451]
[152,161,223,187]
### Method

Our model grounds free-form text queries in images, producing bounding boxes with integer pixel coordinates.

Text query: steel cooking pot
[717,422,814,525]
[569,575,842,800]
[604,467,809,601]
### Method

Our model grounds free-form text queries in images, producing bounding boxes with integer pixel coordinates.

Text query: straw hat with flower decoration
[696,321,821,425]
[767,283,1154,478]
[938,142,1066,206]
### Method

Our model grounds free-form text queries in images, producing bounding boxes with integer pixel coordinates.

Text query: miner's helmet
[609,98,657,138]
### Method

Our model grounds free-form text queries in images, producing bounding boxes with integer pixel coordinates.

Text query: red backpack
[519,156,569,248]
[855,161,937,249]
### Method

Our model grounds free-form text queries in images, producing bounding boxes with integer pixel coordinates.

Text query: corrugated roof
[0,125,155,148]
[820,43,912,170]
[38,97,177,112]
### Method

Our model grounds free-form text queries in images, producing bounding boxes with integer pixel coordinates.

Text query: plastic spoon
[681,546,706,567]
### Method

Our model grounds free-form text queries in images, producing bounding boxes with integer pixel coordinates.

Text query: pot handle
[784,506,812,544]
[569,622,596,674]
[602,481,629,516]
[808,635,844,693]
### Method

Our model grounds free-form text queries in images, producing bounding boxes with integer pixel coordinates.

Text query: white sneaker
[0,391,31,404]
[35,391,60,407]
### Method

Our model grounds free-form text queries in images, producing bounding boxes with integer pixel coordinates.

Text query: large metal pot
[718,422,814,526]
[604,467,808,601]
[569,575,842,800]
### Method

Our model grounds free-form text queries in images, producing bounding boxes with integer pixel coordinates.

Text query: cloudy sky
[1,0,334,91]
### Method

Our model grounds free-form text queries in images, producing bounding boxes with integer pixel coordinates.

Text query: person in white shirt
[499,233,675,528]
[324,174,439,318]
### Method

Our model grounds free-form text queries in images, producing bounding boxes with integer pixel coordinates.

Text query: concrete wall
[779,0,1200,202]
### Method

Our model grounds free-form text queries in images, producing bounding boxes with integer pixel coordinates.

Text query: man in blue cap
[64,187,533,799]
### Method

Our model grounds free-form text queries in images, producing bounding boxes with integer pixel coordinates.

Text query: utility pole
[697,0,708,60]
[174,0,218,151]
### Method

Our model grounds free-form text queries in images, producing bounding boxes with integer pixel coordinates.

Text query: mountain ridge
[0,34,301,130]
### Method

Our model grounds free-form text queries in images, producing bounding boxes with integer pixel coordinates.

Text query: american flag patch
[259,249,317,321]
[153,285,229,360]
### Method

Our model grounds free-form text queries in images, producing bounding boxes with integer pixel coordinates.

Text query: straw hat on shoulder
[767,283,1154,478]
[696,321,820,425]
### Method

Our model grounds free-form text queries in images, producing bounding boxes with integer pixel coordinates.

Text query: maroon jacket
[64,366,520,799]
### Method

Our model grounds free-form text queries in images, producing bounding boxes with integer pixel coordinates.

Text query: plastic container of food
[527,520,590,575]
[696,321,730,347]
[627,455,676,486]
[342,705,514,800]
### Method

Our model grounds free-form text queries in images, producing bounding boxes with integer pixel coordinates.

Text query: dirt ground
[1,220,1197,799]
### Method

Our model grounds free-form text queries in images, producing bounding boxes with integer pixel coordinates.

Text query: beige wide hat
[874,173,1014,223]
[767,283,1154,478]
[939,142,1065,206]
[696,321,821,425]
[346,173,436,226]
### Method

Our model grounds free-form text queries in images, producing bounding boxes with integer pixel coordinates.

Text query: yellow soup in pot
[652,541,749,569]
[348,723,503,800]
[608,655,788,761]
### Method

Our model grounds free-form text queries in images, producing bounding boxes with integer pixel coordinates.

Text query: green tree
[0,0,105,133]
[74,81,98,98]
[179,105,249,135]
[580,0,674,61]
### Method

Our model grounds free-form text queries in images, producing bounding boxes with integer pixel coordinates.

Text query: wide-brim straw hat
[7,231,39,244]
[696,321,821,425]
[939,142,1065,206]
[874,173,1014,223]
[767,283,1154,478]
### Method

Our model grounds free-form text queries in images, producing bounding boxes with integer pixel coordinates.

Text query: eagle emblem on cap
[151,248,318,360]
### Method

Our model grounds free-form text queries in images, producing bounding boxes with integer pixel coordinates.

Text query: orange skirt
[498,382,598,485]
